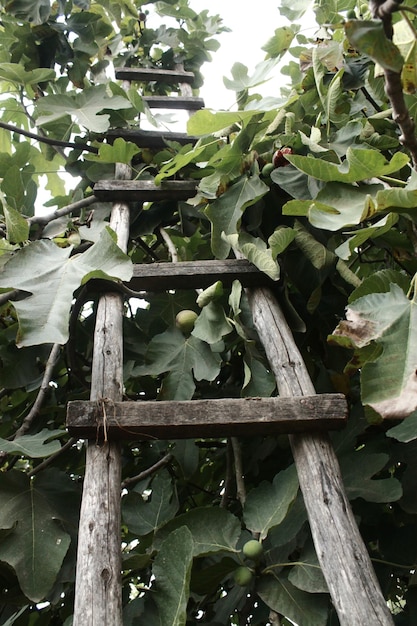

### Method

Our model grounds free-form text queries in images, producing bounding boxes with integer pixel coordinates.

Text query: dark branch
[121,453,173,490]
[370,0,417,168]
[0,120,98,154]
[29,194,98,227]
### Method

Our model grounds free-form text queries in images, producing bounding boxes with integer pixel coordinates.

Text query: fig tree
[175,310,198,334]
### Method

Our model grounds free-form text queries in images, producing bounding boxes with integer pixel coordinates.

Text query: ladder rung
[66,394,348,441]
[107,128,199,149]
[93,180,197,202]
[127,259,273,291]
[116,67,195,84]
[143,96,204,110]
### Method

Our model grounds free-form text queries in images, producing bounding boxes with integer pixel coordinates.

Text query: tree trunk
[73,164,130,626]
[247,286,394,626]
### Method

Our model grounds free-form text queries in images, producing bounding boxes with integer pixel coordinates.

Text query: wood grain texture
[126,259,274,291]
[246,286,394,626]
[115,67,195,83]
[73,165,131,626]
[93,179,197,202]
[66,394,348,440]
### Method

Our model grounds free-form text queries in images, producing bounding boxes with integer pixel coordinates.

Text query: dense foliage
[1,0,417,624]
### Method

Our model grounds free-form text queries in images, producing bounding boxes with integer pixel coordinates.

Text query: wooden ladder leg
[247,286,394,626]
[73,164,130,626]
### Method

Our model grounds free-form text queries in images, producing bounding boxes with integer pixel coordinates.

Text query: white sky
[190,1,284,108]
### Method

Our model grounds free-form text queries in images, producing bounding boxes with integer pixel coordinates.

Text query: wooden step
[127,259,274,291]
[107,128,199,148]
[66,394,348,441]
[143,95,204,110]
[116,67,195,84]
[93,179,197,202]
[87,259,274,295]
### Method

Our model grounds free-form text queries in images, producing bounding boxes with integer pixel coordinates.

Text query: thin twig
[159,226,178,262]
[14,343,61,439]
[27,437,77,477]
[220,438,235,508]
[121,453,173,490]
[28,195,97,227]
[231,436,246,507]
[0,120,98,154]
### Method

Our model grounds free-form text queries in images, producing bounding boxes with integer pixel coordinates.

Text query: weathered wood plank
[245,284,394,626]
[73,163,130,625]
[115,67,195,84]
[107,128,199,148]
[66,394,347,440]
[124,259,274,291]
[93,179,197,202]
[143,96,204,110]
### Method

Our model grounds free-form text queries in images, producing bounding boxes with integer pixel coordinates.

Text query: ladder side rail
[73,163,131,626]
[246,285,394,626]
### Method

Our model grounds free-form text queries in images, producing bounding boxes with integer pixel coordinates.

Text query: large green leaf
[332,284,417,419]
[335,213,398,260]
[288,541,328,593]
[285,148,409,183]
[3,205,29,244]
[223,233,280,280]
[0,227,132,346]
[4,0,51,23]
[257,576,328,626]
[0,471,71,602]
[133,327,221,400]
[122,471,178,536]
[192,301,233,344]
[205,175,269,259]
[36,85,132,132]
[187,109,257,136]
[387,411,417,442]
[223,59,279,92]
[0,63,55,87]
[243,465,299,539]
[84,137,140,164]
[262,27,295,59]
[0,429,65,458]
[153,526,194,626]
[284,182,381,231]
[345,19,404,73]
[340,450,402,502]
[155,507,241,557]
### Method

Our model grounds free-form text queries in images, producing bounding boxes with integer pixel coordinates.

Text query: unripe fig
[233,566,254,587]
[242,539,264,560]
[261,163,274,178]
[273,147,293,167]
[175,310,198,334]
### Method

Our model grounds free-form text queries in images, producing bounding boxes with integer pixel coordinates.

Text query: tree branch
[159,226,179,262]
[14,343,61,439]
[121,453,173,490]
[0,120,98,154]
[370,0,417,168]
[220,439,235,508]
[28,437,77,477]
[231,436,246,507]
[28,194,98,227]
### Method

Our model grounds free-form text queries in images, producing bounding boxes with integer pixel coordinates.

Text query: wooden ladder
[68,68,394,626]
